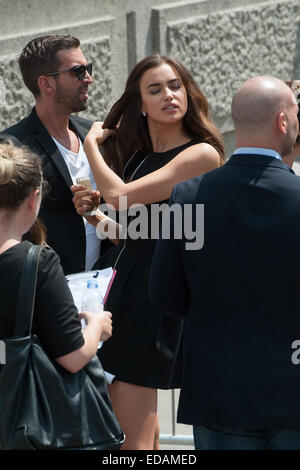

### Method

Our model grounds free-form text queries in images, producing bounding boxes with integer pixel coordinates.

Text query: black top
[96,141,199,389]
[0,242,84,358]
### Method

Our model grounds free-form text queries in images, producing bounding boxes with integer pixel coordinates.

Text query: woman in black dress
[72,55,225,449]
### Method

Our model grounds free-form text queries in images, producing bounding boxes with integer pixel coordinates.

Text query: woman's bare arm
[84,122,221,209]
[55,310,112,374]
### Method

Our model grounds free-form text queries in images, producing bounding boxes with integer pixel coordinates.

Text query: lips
[80,88,89,99]
[162,103,178,111]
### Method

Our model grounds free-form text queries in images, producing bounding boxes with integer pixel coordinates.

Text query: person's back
[0,141,112,371]
[149,76,300,449]
[167,158,300,428]
[0,141,121,450]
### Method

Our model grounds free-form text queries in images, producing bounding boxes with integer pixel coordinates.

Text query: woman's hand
[98,310,113,342]
[71,184,100,216]
[84,121,116,147]
[56,311,113,373]
[79,310,113,342]
[71,184,120,244]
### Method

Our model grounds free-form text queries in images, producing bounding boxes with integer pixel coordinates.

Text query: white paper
[66,267,115,311]
[66,267,116,384]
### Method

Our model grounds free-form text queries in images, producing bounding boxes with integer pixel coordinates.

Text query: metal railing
[159,390,194,446]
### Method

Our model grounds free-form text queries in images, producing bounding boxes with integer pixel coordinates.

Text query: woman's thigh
[108,380,158,450]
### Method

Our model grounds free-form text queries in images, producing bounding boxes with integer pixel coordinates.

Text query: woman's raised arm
[84,122,221,209]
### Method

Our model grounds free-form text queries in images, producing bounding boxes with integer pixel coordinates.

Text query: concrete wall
[0,0,299,157]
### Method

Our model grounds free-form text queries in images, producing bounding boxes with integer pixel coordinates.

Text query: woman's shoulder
[176,141,221,164]
[36,245,63,278]
[185,140,219,153]
[18,242,60,266]
[10,242,63,280]
[0,242,63,293]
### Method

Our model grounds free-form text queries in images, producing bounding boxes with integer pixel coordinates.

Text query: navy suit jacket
[149,153,300,431]
[0,108,92,274]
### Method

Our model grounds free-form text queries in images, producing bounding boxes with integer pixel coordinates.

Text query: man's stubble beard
[54,81,88,113]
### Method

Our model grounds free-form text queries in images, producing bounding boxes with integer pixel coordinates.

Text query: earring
[142,111,147,117]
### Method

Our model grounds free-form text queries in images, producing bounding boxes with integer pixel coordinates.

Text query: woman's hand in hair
[84,122,116,147]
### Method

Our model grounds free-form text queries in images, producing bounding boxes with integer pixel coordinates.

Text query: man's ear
[37,76,55,96]
[277,112,288,135]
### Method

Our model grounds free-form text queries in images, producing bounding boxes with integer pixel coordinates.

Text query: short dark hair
[19,35,80,98]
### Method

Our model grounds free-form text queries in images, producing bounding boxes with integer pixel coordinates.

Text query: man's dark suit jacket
[149,152,300,431]
[0,108,92,274]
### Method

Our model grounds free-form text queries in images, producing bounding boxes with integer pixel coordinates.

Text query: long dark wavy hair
[102,54,225,176]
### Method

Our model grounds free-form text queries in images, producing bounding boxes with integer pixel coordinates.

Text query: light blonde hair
[0,141,43,210]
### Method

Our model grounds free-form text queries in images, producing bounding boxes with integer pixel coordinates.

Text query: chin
[73,103,88,113]
[161,112,183,121]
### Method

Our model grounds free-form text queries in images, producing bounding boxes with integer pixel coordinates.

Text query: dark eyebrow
[146,78,181,89]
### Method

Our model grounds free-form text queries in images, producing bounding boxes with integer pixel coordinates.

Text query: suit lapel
[69,115,90,143]
[29,109,74,188]
[36,130,73,188]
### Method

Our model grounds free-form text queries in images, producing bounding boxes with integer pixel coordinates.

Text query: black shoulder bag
[0,245,124,450]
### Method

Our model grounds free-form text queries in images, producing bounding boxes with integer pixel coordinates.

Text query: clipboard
[66,267,117,385]
[66,267,116,311]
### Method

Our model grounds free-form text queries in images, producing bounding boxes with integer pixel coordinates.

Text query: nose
[83,71,93,84]
[163,86,173,100]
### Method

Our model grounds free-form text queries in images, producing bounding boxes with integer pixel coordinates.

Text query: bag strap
[14,244,43,338]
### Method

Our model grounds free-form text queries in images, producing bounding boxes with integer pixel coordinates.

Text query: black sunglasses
[46,63,92,80]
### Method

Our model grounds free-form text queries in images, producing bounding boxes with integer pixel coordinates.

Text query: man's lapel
[29,108,73,188]
[69,115,91,143]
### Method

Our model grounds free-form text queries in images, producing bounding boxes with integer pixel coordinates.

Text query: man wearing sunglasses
[0,35,102,275]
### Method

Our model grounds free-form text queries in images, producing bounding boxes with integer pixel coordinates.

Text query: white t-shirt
[51,136,101,271]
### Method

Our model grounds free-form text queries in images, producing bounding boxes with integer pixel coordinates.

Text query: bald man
[149,76,300,450]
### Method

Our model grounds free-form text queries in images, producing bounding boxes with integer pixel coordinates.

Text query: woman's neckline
[151,139,197,156]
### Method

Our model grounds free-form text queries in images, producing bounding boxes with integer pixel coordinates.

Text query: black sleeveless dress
[97,141,198,389]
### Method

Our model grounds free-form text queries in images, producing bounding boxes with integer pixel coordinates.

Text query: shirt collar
[233,147,282,161]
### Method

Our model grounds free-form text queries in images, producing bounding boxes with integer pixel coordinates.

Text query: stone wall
[0,0,299,156]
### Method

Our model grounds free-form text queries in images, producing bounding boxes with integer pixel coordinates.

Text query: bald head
[231,76,299,155]
[232,77,294,127]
